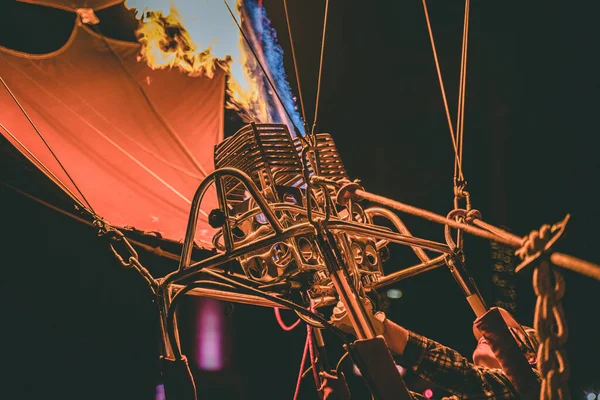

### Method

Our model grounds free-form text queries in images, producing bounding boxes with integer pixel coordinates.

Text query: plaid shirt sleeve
[398,330,520,399]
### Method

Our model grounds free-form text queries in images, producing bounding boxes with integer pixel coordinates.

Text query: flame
[226,71,269,124]
[134,8,231,79]
[125,0,304,133]
[237,0,305,134]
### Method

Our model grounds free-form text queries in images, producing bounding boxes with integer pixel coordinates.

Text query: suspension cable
[420,0,464,181]
[311,0,330,138]
[455,0,470,183]
[223,0,309,145]
[283,0,309,135]
[449,0,471,258]
[0,123,90,212]
[0,77,96,214]
[2,58,207,217]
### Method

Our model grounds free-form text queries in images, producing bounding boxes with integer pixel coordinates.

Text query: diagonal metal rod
[375,255,446,288]
[550,253,600,281]
[351,188,600,281]
[353,188,524,247]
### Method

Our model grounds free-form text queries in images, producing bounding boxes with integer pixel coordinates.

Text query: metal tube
[353,189,523,248]
[466,294,488,317]
[157,286,178,360]
[330,268,375,340]
[312,327,331,371]
[172,216,450,288]
[215,175,234,252]
[232,204,451,254]
[315,226,376,340]
[471,218,522,244]
[178,174,215,271]
[168,223,316,286]
[178,168,285,271]
[170,284,287,308]
[365,207,430,263]
[375,255,446,288]
[326,220,452,254]
[364,206,488,317]
[445,257,488,317]
[231,202,448,253]
[551,253,600,281]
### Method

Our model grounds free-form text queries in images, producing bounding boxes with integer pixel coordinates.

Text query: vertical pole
[314,224,376,340]
[446,256,488,317]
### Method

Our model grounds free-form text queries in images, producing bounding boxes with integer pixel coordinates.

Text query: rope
[274,307,301,331]
[283,0,308,134]
[420,0,463,181]
[307,325,323,399]
[0,123,89,212]
[444,208,467,252]
[223,0,309,145]
[0,181,93,226]
[1,57,208,218]
[311,0,330,138]
[292,330,311,400]
[0,181,215,254]
[455,0,471,183]
[0,77,96,214]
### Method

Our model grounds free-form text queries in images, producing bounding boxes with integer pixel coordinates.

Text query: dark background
[1,0,599,399]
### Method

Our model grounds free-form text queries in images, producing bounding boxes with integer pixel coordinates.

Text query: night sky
[1,1,599,399]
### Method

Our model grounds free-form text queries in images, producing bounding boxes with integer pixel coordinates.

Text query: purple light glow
[196,299,224,371]
[155,384,165,400]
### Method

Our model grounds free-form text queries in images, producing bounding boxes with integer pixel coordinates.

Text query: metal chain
[533,260,570,400]
[95,219,158,294]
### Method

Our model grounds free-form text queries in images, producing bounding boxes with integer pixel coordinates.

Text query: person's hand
[319,370,351,400]
[329,298,386,336]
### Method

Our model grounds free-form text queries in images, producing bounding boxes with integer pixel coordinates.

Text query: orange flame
[225,63,269,123]
[130,2,268,123]
[135,9,231,79]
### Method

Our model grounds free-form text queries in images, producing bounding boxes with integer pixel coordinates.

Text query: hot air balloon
[2,1,600,400]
